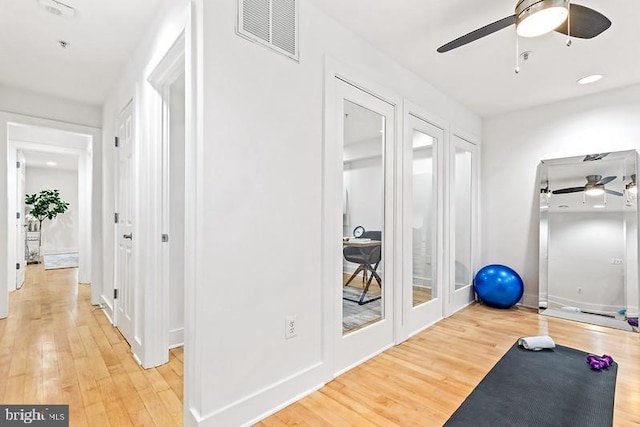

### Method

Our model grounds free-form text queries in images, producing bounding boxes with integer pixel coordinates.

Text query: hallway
[0,264,183,426]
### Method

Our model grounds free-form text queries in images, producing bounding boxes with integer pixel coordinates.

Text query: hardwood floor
[4,265,640,426]
[0,264,183,426]
[258,304,640,426]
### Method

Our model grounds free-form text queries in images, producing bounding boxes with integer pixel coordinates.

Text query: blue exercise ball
[473,264,524,309]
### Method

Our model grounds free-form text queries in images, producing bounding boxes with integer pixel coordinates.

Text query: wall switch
[285,315,297,339]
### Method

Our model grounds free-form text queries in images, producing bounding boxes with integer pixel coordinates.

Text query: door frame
[146,31,186,367]
[322,57,404,379]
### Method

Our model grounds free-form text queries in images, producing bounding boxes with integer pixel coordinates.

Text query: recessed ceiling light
[46,161,57,167]
[577,74,603,85]
[592,204,606,209]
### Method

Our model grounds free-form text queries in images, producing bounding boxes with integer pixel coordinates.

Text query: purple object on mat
[628,317,638,327]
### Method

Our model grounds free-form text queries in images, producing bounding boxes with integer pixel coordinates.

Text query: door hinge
[16,161,21,168]
[114,289,119,299]
[115,136,120,148]
[114,213,119,224]
[16,212,20,219]
[162,234,169,243]
[16,262,20,270]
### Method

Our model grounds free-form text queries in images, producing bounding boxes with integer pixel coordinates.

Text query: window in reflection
[342,100,385,334]
[454,147,472,290]
[412,130,436,307]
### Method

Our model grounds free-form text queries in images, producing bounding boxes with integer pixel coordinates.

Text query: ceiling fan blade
[554,4,611,39]
[598,176,616,185]
[437,15,516,53]
[605,189,624,197]
[552,187,585,195]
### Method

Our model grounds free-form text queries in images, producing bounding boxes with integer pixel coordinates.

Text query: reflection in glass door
[404,112,444,334]
[342,99,385,334]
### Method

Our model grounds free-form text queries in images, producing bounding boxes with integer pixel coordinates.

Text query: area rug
[444,341,617,427]
[342,285,381,332]
[44,252,79,270]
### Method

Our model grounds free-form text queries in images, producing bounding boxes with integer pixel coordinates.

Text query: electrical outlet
[285,315,297,339]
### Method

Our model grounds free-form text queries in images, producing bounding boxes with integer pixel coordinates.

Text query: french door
[448,135,477,314]
[403,112,445,334]
[333,78,396,374]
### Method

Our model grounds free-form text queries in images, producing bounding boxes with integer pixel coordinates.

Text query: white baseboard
[169,327,184,349]
[100,295,114,324]
[196,362,325,426]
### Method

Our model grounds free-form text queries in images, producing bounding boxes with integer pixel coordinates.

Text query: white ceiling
[0,0,164,106]
[309,0,640,118]
[22,150,78,171]
[1,1,637,116]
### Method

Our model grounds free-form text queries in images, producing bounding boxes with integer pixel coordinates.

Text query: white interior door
[115,101,135,345]
[403,113,444,334]
[448,135,477,314]
[334,78,396,375]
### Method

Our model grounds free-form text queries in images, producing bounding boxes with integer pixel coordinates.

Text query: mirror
[539,150,639,332]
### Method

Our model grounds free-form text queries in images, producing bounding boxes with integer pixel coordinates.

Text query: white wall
[482,84,640,307]
[0,84,101,128]
[190,1,481,425]
[25,166,79,255]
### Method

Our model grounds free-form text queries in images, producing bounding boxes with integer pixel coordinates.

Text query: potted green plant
[25,189,70,234]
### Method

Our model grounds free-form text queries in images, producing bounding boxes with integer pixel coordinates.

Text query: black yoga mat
[444,342,617,427]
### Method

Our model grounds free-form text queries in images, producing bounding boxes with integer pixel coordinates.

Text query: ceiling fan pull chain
[566,0,572,47]
[515,33,520,74]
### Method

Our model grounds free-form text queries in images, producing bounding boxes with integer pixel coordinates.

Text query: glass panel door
[333,78,395,375]
[404,112,444,334]
[454,147,473,290]
[449,135,477,314]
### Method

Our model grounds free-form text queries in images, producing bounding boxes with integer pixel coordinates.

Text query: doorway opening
[6,122,94,299]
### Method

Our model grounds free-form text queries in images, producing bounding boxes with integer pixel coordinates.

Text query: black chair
[343,230,382,305]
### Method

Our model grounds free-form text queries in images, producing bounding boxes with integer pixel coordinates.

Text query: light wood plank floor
[0,263,183,426]
[258,304,640,426]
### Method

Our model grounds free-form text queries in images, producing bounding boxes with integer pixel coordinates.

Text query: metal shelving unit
[25,229,41,264]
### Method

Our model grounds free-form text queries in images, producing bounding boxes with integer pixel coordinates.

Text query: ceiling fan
[552,175,622,197]
[437,0,611,53]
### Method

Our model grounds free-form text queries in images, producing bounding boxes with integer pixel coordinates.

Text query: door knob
[123,233,132,240]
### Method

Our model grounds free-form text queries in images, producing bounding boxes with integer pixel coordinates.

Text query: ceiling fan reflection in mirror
[437,0,611,53]
[552,175,623,197]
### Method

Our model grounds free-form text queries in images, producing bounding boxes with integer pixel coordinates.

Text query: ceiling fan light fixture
[515,0,568,38]
[585,186,605,197]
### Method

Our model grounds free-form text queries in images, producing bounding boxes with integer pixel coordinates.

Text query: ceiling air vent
[238,0,298,61]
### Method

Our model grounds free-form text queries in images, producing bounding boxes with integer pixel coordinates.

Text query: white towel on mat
[518,335,556,351]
